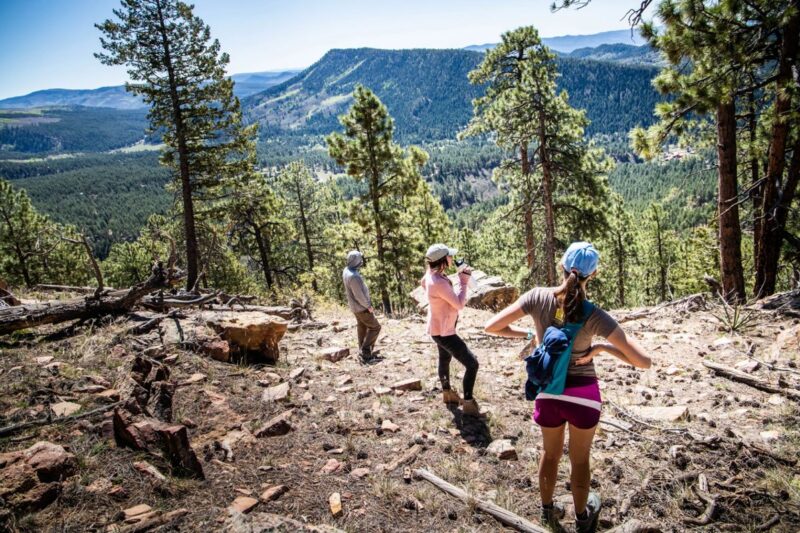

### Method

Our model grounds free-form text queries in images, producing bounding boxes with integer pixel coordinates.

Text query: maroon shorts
[533,375,601,430]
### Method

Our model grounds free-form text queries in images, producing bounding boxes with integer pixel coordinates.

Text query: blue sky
[0,0,646,99]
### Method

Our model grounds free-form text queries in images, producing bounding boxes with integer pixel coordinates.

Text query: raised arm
[484,299,531,340]
[582,326,652,369]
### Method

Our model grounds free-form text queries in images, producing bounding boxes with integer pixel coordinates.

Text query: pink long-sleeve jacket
[421,269,470,336]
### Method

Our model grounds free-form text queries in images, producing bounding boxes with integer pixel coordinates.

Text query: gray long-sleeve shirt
[343,267,372,312]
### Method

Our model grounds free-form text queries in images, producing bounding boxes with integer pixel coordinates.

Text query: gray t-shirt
[519,287,619,378]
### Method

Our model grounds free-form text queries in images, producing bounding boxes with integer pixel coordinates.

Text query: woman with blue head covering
[484,242,652,532]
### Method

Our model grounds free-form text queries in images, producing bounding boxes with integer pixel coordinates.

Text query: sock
[576,509,588,520]
[542,502,554,510]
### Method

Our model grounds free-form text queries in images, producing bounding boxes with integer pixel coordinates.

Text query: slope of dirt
[1,297,799,532]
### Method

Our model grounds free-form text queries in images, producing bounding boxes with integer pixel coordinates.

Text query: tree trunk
[295,180,317,291]
[156,0,199,292]
[652,206,667,302]
[252,223,274,289]
[754,11,799,298]
[716,100,746,303]
[747,87,762,268]
[367,133,391,314]
[538,118,557,286]
[615,229,626,307]
[520,144,536,278]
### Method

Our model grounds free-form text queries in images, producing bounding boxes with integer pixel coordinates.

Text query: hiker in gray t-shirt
[485,242,652,533]
[342,250,381,363]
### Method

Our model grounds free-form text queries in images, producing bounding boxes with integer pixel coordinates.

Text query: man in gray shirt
[342,250,381,362]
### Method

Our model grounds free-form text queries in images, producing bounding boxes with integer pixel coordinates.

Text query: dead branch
[0,401,122,438]
[414,468,547,533]
[126,309,184,336]
[141,291,219,311]
[0,287,20,307]
[384,444,422,472]
[702,360,800,402]
[33,284,114,294]
[62,233,104,297]
[755,514,781,531]
[0,262,181,336]
[600,418,661,442]
[617,293,707,323]
[683,485,717,526]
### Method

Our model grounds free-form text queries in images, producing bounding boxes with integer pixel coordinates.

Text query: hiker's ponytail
[558,269,586,323]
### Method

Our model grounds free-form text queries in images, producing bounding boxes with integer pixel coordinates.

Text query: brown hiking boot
[461,399,482,417]
[442,389,462,405]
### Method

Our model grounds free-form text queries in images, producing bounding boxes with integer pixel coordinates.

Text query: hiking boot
[442,389,462,405]
[541,502,565,531]
[575,492,602,533]
[461,398,482,417]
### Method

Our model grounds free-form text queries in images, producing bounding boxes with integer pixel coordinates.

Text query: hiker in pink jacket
[421,243,481,416]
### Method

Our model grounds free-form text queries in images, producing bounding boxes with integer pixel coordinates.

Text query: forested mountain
[0,107,150,154]
[464,28,648,53]
[246,48,661,141]
[0,70,300,110]
[566,43,663,66]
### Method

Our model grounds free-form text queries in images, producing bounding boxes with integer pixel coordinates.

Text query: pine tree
[463,26,612,285]
[327,85,432,314]
[96,0,257,290]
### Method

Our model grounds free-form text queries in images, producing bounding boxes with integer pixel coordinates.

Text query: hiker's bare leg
[539,424,566,505]
[567,424,597,514]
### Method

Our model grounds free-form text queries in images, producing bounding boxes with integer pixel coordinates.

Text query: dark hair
[427,256,449,272]
[556,269,588,323]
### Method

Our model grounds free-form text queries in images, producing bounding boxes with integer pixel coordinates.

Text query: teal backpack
[524,300,594,400]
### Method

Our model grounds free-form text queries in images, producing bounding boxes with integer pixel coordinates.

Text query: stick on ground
[414,468,547,533]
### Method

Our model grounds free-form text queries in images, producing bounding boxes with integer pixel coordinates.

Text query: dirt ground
[1,294,799,532]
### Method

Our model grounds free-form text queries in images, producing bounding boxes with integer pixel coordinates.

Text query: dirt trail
[1,298,798,532]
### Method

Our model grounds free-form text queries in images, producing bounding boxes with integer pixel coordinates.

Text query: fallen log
[702,360,800,402]
[0,263,180,336]
[141,291,219,311]
[414,468,546,533]
[33,284,111,294]
[0,401,122,438]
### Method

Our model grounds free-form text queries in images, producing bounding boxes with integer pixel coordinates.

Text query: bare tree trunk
[252,224,274,289]
[717,100,746,303]
[367,133,391,314]
[156,0,199,292]
[652,205,668,302]
[520,144,536,280]
[754,11,799,298]
[538,118,557,286]
[615,228,626,307]
[295,179,318,291]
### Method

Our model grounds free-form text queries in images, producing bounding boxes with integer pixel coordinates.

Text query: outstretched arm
[484,299,532,340]
[576,326,652,368]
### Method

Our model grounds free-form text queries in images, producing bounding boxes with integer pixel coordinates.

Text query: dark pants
[354,310,381,356]
[432,334,479,400]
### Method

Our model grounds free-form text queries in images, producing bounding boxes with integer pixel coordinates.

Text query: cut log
[0,263,180,336]
[410,270,519,312]
[702,360,800,402]
[414,468,546,533]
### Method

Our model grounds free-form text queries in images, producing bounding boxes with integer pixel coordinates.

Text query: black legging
[432,334,479,400]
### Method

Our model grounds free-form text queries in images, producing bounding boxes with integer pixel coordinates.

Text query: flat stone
[261,382,290,403]
[229,496,259,514]
[35,356,54,365]
[96,389,121,401]
[321,347,350,362]
[301,392,313,401]
[486,439,517,460]
[321,458,341,474]
[373,386,391,396]
[86,478,112,494]
[734,359,760,373]
[123,504,152,519]
[768,394,786,406]
[350,467,371,479]
[381,420,400,433]
[336,375,353,387]
[259,484,288,502]
[289,367,305,380]
[713,336,734,347]
[630,405,689,422]
[329,492,343,517]
[392,378,422,391]
[51,402,81,417]
[335,386,353,393]
[664,365,681,376]
[201,311,288,363]
[254,410,294,438]
[323,395,336,402]
[200,338,230,363]
[760,430,781,443]
[180,373,206,386]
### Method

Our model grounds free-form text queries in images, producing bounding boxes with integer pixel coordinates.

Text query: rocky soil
[1,293,799,532]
